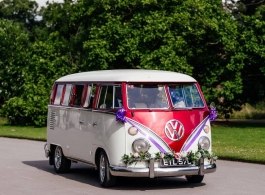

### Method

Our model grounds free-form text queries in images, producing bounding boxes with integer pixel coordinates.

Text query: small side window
[97,85,122,109]
[84,85,97,108]
[97,85,114,109]
[83,85,92,107]
[114,86,122,108]
[54,84,64,105]
[72,84,85,107]
[62,84,72,106]
[50,84,56,104]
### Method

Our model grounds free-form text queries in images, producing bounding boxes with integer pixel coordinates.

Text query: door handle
[79,120,84,124]
[92,122,97,126]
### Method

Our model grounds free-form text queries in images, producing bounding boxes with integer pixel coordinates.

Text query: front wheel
[186,175,204,183]
[54,146,71,173]
[99,151,116,188]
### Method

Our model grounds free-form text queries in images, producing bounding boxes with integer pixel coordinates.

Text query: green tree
[1,0,254,125]
[0,0,38,31]
[0,19,30,106]
[1,33,73,126]
[70,0,245,114]
[238,5,265,105]
[39,0,84,67]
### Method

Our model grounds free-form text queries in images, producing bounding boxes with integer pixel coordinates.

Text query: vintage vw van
[44,69,217,187]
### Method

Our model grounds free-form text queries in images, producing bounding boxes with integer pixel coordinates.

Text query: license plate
[160,158,193,167]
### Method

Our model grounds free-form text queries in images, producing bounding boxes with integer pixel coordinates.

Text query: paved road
[0,137,264,195]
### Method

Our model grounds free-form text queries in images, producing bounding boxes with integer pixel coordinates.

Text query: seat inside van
[133,103,147,108]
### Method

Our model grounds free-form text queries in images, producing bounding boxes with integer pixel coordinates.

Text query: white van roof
[56,69,197,82]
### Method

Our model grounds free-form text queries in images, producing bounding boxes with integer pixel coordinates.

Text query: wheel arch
[49,144,57,165]
[49,144,64,165]
[95,147,106,170]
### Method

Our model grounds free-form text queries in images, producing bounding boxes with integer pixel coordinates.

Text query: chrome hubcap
[55,147,62,169]
[99,155,105,182]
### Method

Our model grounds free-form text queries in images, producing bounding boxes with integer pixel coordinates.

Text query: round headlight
[132,138,150,153]
[198,136,210,150]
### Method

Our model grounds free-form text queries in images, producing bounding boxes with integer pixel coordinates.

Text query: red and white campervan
[44,69,217,187]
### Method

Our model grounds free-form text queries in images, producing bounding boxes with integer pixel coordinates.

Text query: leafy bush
[1,95,48,126]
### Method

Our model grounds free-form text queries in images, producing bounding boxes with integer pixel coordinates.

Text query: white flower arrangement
[121,146,218,165]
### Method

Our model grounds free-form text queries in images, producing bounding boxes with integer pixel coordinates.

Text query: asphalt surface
[0,137,264,195]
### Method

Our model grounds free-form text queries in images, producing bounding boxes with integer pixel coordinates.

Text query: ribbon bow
[209,106,217,121]
[116,108,127,123]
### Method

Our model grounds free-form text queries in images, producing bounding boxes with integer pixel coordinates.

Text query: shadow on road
[22,160,205,190]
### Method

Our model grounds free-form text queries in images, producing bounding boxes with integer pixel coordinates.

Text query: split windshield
[126,83,204,109]
[168,84,204,108]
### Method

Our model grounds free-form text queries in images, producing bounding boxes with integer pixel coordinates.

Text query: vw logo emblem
[164,120,185,141]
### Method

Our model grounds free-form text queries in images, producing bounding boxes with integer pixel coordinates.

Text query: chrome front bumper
[109,159,216,178]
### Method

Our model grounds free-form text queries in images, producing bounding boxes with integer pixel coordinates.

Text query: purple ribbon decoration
[209,107,217,121]
[116,108,127,123]
[183,117,209,151]
[116,108,167,153]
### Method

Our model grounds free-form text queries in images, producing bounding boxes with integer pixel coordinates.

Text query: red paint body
[125,109,209,152]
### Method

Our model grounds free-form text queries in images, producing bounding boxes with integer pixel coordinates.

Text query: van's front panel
[109,82,217,178]
[125,109,210,153]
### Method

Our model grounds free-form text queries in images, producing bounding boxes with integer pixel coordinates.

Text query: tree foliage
[70,0,245,114]
[238,5,265,105]
[1,33,73,126]
[0,19,30,104]
[0,0,38,30]
[1,0,265,126]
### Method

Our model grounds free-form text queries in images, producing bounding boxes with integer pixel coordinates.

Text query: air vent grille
[49,111,56,130]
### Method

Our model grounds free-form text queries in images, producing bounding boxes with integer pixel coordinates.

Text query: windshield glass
[127,84,169,109]
[168,84,204,108]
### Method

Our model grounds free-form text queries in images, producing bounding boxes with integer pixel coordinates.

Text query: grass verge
[212,120,265,164]
[0,118,46,141]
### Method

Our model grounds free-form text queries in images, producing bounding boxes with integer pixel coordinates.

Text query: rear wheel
[54,146,71,173]
[186,175,204,183]
[99,151,116,187]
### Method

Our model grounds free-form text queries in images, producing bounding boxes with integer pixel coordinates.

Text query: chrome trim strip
[47,105,119,114]
[66,156,97,169]
[109,163,216,178]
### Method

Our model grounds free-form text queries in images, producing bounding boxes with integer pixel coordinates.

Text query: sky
[35,0,64,8]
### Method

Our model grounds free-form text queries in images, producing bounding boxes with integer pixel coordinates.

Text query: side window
[50,84,55,104]
[83,85,95,108]
[86,85,97,108]
[73,85,85,106]
[114,86,122,108]
[54,84,64,105]
[97,85,114,109]
[62,84,72,106]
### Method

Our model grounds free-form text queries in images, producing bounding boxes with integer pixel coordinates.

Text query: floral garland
[121,146,217,165]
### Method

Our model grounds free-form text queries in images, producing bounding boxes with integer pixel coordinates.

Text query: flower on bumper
[180,151,187,158]
[121,146,217,165]
[134,152,139,158]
